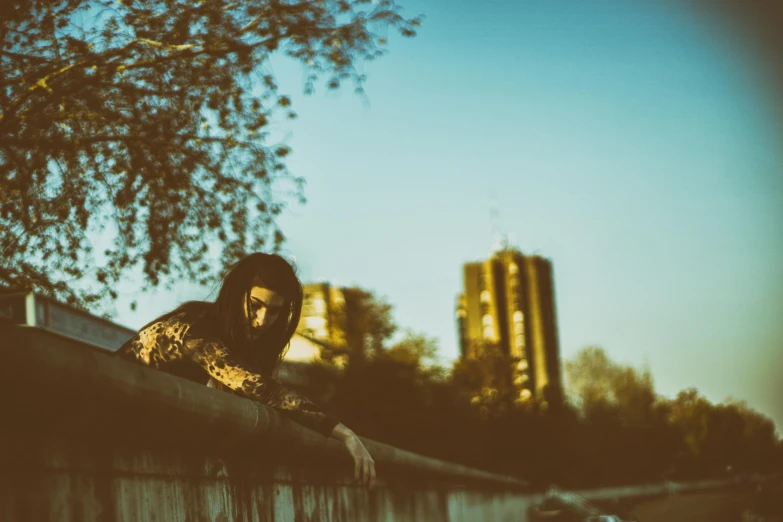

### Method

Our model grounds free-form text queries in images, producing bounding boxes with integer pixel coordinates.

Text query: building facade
[457,248,562,404]
[298,282,394,364]
[298,283,349,350]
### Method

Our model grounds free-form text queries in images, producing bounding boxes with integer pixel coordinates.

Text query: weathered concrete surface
[0,326,537,521]
[0,326,743,521]
[0,429,539,522]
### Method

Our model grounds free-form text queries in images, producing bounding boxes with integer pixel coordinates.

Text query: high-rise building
[298,282,349,351]
[456,248,562,404]
[298,283,392,362]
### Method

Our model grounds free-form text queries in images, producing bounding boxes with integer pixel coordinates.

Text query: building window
[482,325,495,339]
[509,262,518,275]
[480,290,491,303]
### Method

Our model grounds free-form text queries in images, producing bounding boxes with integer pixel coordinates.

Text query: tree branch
[0,50,54,64]
[0,134,256,149]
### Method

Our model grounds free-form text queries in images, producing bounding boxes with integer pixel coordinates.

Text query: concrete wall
[0,326,537,522]
[0,432,537,522]
[0,326,740,521]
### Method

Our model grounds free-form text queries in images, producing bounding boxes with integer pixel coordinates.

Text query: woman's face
[244,285,285,339]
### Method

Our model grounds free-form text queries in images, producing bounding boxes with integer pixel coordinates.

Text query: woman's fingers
[362,458,375,489]
[353,456,376,488]
[367,459,376,490]
[345,436,375,489]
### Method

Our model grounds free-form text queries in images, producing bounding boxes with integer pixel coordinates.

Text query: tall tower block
[457,248,562,404]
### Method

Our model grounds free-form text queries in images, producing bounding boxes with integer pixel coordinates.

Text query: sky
[117,0,783,432]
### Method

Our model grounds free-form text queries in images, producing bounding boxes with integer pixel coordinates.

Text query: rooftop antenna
[489,193,509,254]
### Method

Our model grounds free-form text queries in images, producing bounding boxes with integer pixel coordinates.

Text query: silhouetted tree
[565,349,780,485]
[565,346,655,422]
[326,330,452,452]
[0,0,420,312]
[308,338,779,487]
[385,330,438,367]
[664,388,719,478]
[664,390,781,478]
[340,287,397,358]
[451,341,518,417]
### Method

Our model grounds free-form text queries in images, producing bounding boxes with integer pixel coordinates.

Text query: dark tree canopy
[565,346,656,421]
[0,0,419,311]
[300,320,781,486]
[341,286,396,356]
[384,329,440,370]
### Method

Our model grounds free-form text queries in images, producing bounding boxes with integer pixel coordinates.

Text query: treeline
[296,295,782,489]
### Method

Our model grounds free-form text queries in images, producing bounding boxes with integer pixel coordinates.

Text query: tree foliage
[305,340,782,488]
[341,286,396,356]
[665,389,781,477]
[0,0,420,311]
[451,341,517,415]
[565,345,656,423]
[385,329,440,369]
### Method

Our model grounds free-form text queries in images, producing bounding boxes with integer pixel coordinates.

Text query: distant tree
[565,346,656,425]
[451,341,517,416]
[326,329,441,447]
[665,390,781,476]
[341,287,396,357]
[664,388,717,477]
[564,347,680,485]
[733,401,780,472]
[0,0,420,311]
[384,329,441,371]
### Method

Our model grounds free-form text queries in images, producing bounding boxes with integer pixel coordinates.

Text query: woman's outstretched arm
[191,340,375,488]
[331,422,376,490]
[189,338,339,437]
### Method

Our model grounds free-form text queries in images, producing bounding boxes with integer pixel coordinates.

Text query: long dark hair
[162,253,303,376]
[214,252,303,374]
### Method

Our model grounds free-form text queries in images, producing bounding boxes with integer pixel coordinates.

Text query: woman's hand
[331,423,376,490]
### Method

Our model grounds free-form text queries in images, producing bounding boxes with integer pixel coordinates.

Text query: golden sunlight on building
[286,334,326,363]
[456,247,562,404]
[298,283,349,351]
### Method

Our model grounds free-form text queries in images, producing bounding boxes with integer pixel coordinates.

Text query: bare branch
[0,135,255,149]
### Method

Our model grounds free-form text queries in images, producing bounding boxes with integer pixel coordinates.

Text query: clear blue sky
[117,0,783,432]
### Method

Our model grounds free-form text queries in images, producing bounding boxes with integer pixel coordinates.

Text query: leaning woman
[116,252,375,489]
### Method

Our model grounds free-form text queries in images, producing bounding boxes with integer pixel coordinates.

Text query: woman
[116,253,375,489]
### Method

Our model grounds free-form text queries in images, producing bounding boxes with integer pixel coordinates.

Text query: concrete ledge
[0,325,748,521]
[0,326,528,491]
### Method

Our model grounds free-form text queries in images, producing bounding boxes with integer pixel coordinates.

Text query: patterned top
[115,306,339,437]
